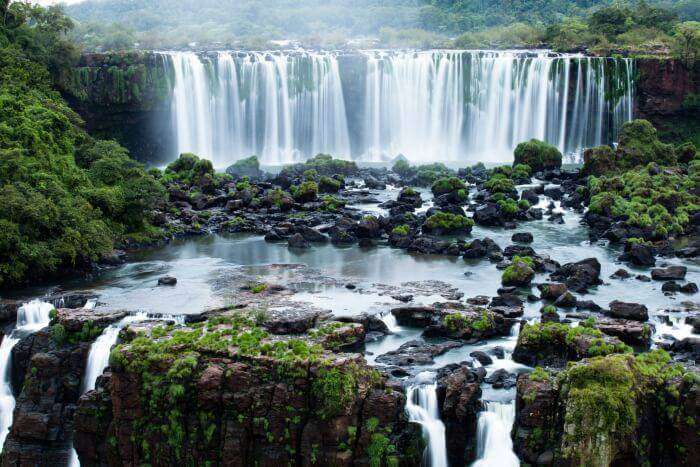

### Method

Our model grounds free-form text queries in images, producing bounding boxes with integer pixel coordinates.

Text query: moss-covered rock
[74,314,423,466]
[514,351,698,466]
[513,139,563,172]
[225,155,262,179]
[422,211,474,235]
[512,321,632,367]
[502,256,535,286]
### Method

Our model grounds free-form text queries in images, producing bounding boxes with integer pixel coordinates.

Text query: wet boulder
[512,232,533,243]
[550,258,601,293]
[651,266,687,281]
[391,306,438,327]
[375,339,462,366]
[618,241,656,266]
[608,301,649,322]
[436,364,483,465]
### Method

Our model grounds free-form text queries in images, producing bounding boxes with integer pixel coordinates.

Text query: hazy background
[30,0,699,51]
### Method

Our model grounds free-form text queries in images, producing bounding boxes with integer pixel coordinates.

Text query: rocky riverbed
[1,126,699,466]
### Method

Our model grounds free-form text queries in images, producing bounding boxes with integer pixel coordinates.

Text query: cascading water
[0,300,54,450]
[164,49,634,166]
[405,372,448,467]
[81,312,147,393]
[167,51,351,166]
[472,401,520,467]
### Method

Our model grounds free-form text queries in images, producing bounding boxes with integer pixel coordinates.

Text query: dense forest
[65,0,700,54]
[0,2,165,287]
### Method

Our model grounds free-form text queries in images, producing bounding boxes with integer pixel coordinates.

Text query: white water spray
[0,300,54,450]
[165,50,634,165]
[472,401,520,467]
[405,373,448,467]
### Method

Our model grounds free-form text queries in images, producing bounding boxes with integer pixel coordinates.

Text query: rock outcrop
[73,312,423,466]
[3,308,126,466]
[513,352,699,466]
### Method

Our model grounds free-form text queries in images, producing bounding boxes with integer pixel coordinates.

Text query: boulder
[608,301,649,322]
[550,258,601,293]
[651,266,687,281]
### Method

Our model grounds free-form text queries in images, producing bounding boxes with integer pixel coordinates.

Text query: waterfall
[0,300,54,450]
[472,401,519,467]
[405,373,448,467]
[164,49,634,166]
[167,51,351,166]
[81,313,147,393]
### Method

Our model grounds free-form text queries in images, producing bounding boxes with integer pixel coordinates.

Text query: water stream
[0,300,54,450]
[472,401,520,467]
[405,372,448,467]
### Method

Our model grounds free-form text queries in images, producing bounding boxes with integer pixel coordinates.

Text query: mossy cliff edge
[513,351,699,466]
[73,313,424,466]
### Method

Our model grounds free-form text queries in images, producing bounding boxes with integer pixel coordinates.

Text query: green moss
[484,173,516,194]
[444,310,495,333]
[391,224,410,236]
[318,176,342,193]
[560,354,637,464]
[424,211,474,233]
[431,177,467,197]
[320,195,345,212]
[530,366,550,382]
[502,256,535,285]
[587,163,698,237]
[513,139,563,172]
[291,181,318,202]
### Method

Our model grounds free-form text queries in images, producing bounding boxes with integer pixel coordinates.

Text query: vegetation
[584,120,699,238]
[0,3,165,288]
[513,139,563,173]
[558,350,691,464]
[64,0,699,53]
[423,211,474,234]
[502,256,535,286]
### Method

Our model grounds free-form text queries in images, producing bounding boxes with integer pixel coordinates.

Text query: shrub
[513,139,563,172]
[423,212,474,233]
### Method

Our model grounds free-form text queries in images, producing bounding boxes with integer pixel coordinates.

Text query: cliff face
[635,59,700,145]
[73,316,424,466]
[58,52,176,165]
[2,308,126,466]
[512,353,699,466]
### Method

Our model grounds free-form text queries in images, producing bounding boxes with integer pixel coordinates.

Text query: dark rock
[511,232,533,243]
[391,306,438,327]
[610,268,631,279]
[469,351,493,366]
[651,266,687,281]
[287,233,310,249]
[662,281,681,293]
[681,282,698,294]
[537,283,568,300]
[619,242,656,266]
[485,369,516,389]
[157,276,177,286]
[375,340,462,366]
[473,202,504,226]
[436,365,482,465]
[576,300,602,312]
[608,300,649,322]
[554,292,577,308]
[596,318,652,347]
[550,258,601,293]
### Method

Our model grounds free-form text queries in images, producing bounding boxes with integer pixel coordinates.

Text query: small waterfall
[70,312,151,466]
[382,311,400,333]
[81,313,147,393]
[406,373,448,467]
[472,401,519,467]
[164,50,634,166]
[0,300,54,450]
